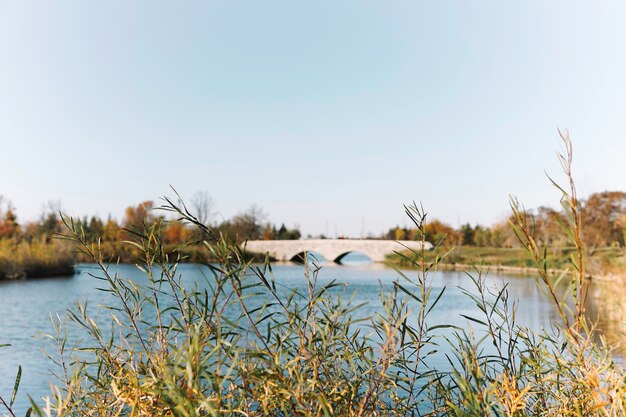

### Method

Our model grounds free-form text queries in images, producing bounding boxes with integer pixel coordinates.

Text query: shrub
[0,238,74,280]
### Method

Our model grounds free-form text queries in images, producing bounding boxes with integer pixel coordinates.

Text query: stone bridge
[243,239,433,263]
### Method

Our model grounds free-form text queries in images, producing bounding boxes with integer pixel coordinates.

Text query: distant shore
[0,240,75,281]
[433,262,626,286]
[385,245,626,281]
[427,261,563,276]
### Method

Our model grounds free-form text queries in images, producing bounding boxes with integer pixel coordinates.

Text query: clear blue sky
[1,1,625,237]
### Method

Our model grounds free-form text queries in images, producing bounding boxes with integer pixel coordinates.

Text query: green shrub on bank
[0,239,74,280]
[2,132,626,416]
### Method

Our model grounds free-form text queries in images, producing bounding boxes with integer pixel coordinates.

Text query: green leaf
[393,282,422,303]
[460,314,487,327]
[11,365,22,407]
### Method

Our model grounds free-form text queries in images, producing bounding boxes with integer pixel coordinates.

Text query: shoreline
[428,262,564,277]
[415,261,626,282]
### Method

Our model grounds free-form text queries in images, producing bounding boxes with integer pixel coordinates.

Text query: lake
[0,259,623,414]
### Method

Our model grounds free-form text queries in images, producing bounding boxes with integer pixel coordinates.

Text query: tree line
[385,191,626,251]
[2,190,625,253]
[0,195,301,256]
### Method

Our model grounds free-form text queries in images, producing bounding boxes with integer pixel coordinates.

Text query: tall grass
[0,239,74,280]
[2,131,626,416]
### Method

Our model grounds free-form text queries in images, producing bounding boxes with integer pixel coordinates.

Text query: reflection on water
[586,278,626,352]
[0,263,624,413]
[291,251,373,266]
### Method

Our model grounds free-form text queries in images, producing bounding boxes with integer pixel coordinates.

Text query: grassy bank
[0,239,74,280]
[386,245,626,277]
[0,236,268,281]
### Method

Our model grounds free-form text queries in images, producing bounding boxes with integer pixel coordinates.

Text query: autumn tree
[227,204,267,242]
[394,227,407,240]
[618,214,626,246]
[124,201,157,230]
[423,219,456,246]
[0,208,19,239]
[582,191,626,248]
[262,224,276,240]
[529,206,565,247]
[102,217,121,241]
[163,221,192,245]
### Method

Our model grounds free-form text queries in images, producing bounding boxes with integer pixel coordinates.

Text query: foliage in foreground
[2,131,626,416]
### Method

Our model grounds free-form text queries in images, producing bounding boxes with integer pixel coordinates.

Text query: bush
[0,239,74,280]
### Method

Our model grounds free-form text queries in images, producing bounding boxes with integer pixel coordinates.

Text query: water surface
[0,261,622,414]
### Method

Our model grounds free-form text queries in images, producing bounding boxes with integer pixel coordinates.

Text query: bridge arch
[286,250,375,264]
[332,251,374,265]
[243,239,432,264]
[288,251,327,264]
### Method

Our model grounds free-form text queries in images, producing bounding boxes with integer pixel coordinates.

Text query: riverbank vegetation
[0,200,74,279]
[0,196,300,279]
[386,191,626,251]
[385,190,626,276]
[2,132,626,415]
[386,244,626,276]
[3,174,625,279]
[0,239,74,280]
